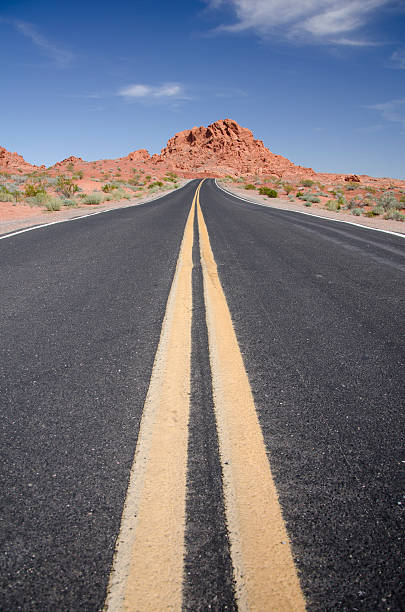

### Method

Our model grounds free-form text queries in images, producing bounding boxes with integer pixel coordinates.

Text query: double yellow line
[105,181,306,611]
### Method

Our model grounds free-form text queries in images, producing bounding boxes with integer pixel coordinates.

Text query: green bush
[373,205,384,216]
[24,182,46,197]
[259,187,278,198]
[56,176,79,198]
[384,210,405,221]
[62,199,77,207]
[45,198,62,211]
[378,192,401,211]
[283,184,294,194]
[325,199,340,211]
[83,192,105,205]
[303,201,312,207]
[102,183,118,193]
[244,184,256,190]
[296,191,304,197]
[302,194,320,203]
[351,208,362,216]
[300,179,314,187]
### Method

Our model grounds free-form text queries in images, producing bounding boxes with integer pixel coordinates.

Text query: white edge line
[0,181,192,241]
[215,179,405,239]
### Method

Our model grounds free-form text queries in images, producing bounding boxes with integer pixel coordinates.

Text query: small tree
[56,176,79,198]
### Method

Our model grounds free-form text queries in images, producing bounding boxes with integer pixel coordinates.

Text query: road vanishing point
[1,179,404,611]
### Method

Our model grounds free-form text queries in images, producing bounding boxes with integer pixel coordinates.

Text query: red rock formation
[345,174,361,182]
[124,149,150,162]
[0,146,40,173]
[51,155,84,169]
[150,119,315,179]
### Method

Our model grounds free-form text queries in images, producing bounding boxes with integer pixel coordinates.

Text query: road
[0,179,404,611]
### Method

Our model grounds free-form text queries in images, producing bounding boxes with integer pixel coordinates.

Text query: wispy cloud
[206,0,392,45]
[367,98,405,130]
[13,20,74,66]
[118,83,188,100]
[391,49,405,69]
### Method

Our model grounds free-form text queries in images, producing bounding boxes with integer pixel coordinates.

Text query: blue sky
[1,0,404,177]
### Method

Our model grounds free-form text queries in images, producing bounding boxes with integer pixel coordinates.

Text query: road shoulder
[217,180,405,236]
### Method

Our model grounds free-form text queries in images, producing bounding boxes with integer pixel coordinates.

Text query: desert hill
[1,119,404,187]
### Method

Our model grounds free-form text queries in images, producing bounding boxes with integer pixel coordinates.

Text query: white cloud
[207,0,391,45]
[367,98,405,130]
[391,49,405,69]
[14,20,74,66]
[118,83,186,99]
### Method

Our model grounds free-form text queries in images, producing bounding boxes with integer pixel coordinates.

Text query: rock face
[51,156,84,169]
[345,174,361,182]
[151,119,315,179]
[0,146,40,173]
[124,149,150,162]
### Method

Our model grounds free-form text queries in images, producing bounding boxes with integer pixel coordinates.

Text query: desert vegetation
[0,167,181,215]
[221,175,405,223]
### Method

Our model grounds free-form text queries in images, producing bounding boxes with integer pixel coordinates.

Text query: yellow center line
[105,182,203,612]
[197,187,306,611]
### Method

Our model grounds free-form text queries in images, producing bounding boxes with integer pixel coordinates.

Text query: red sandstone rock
[51,156,84,169]
[345,174,361,182]
[151,119,315,179]
[124,149,150,162]
[1,120,404,189]
[0,146,40,173]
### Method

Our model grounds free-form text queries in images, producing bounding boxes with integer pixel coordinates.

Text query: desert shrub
[32,192,51,205]
[364,209,379,217]
[24,182,46,197]
[288,195,295,201]
[301,194,320,203]
[300,179,314,187]
[102,183,119,193]
[378,192,401,211]
[45,198,62,211]
[325,199,340,211]
[283,184,294,194]
[244,184,256,190]
[384,210,405,221]
[113,189,131,200]
[0,188,15,202]
[351,208,362,216]
[73,170,84,180]
[296,191,304,197]
[56,176,79,198]
[145,175,151,181]
[259,187,278,198]
[303,201,312,207]
[148,181,164,189]
[62,199,77,207]
[164,172,178,182]
[373,205,384,215]
[83,192,105,205]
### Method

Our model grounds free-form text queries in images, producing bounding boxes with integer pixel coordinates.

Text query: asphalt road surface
[1,179,404,611]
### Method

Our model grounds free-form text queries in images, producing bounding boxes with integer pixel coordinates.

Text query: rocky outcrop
[150,119,315,179]
[0,146,40,173]
[345,174,361,182]
[124,149,150,162]
[51,156,84,169]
